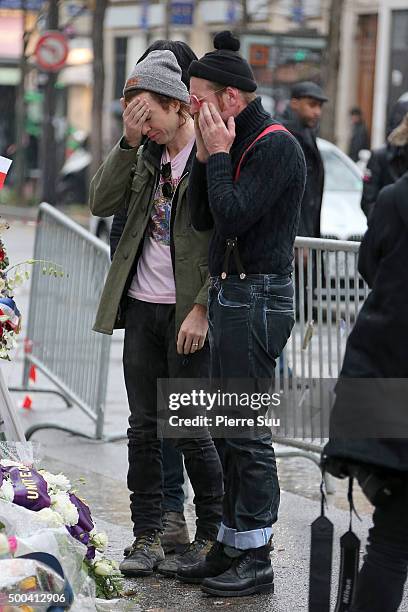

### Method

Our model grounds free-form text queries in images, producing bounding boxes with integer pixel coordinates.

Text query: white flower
[50,492,79,526]
[0,278,5,292]
[0,533,9,555]
[90,531,108,552]
[5,334,16,350]
[0,478,14,502]
[40,470,71,492]
[37,507,65,528]
[93,560,112,576]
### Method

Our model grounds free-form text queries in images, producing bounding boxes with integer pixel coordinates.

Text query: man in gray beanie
[89,49,223,578]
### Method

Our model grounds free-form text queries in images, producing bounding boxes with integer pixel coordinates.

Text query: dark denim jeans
[208,274,295,549]
[123,298,223,540]
[162,438,184,514]
[350,476,408,612]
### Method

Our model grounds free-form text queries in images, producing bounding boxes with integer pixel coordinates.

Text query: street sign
[0,0,43,9]
[34,30,69,73]
[250,44,269,67]
[171,1,194,26]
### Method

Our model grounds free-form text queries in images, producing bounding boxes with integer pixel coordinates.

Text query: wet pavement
[2,219,407,611]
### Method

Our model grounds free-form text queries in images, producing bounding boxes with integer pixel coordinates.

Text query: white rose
[0,533,9,556]
[93,560,112,576]
[0,478,14,502]
[91,531,108,552]
[5,335,17,349]
[40,470,71,492]
[37,507,65,528]
[50,492,79,526]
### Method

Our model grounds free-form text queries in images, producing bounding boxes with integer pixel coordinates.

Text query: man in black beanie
[177,31,306,597]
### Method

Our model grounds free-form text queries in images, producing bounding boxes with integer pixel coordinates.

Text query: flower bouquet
[0,455,124,600]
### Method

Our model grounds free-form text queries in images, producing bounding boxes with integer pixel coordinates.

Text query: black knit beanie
[188,31,257,92]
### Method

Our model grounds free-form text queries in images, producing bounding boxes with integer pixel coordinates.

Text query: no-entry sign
[35,30,69,72]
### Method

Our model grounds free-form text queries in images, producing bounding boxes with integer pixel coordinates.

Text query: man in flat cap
[280,81,328,238]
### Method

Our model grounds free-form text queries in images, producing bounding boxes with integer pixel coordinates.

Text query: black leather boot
[177,541,233,584]
[201,544,274,597]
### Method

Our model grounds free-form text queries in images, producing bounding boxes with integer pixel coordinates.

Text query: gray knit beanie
[123,50,189,103]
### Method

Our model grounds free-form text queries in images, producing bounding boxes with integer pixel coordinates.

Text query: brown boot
[123,511,190,557]
[160,511,190,553]
[119,531,165,577]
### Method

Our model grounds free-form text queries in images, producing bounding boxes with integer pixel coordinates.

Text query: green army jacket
[89,138,211,336]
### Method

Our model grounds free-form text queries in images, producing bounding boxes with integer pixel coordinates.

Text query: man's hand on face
[121,97,150,148]
[198,103,236,156]
[177,304,208,355]
[194,114,210,164]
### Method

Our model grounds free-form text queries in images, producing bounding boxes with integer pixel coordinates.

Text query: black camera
[322,456,404,507]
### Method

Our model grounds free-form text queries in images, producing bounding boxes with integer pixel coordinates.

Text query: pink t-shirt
[128,138,194,303]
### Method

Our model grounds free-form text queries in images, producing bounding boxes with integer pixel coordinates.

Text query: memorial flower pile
[0,220,64,360]
[0,459,124,599]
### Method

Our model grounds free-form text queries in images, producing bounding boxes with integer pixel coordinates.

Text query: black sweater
[188,97,306,276]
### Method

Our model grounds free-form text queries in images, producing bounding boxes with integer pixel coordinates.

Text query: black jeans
[208,274,295,549]
[123,298,223,540]
[350,476,408,612]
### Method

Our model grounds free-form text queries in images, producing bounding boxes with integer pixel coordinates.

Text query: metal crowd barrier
[11,202,115,440]
[274,236,369,480]
[10,207,367,456]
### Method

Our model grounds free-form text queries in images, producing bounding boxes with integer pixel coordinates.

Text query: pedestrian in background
[178,30,306,597]
[323,112,408,612]
[348,107,369,162]
[361,93,408,218]
[108,39,198,563]
[279,81,327,238]
[89,50,223,578]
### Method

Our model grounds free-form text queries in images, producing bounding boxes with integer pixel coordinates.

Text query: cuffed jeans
[123,298,223,540]
[208,274,295,549]
[350,476,408,612]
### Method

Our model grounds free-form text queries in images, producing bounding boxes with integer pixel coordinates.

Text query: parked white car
[318,137,366,242]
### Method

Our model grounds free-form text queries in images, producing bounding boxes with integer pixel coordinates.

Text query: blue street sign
[226,0,238,24]
[0,0,43,8]
[140,0,148,30]
[171,1,194,26]
[292,0,304,24]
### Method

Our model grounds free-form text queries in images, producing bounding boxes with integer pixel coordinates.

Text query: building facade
[103,0,330,146]
[337,0,408,152]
